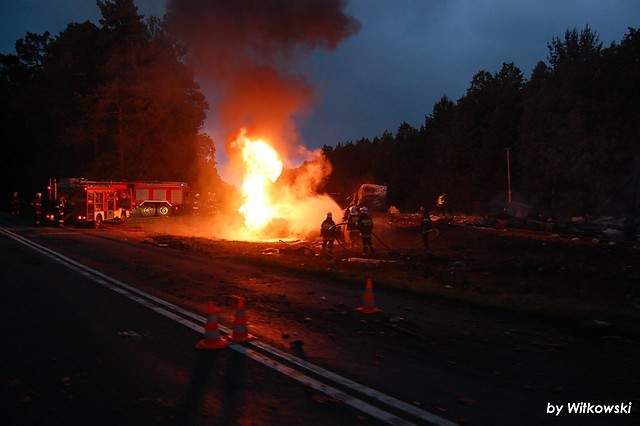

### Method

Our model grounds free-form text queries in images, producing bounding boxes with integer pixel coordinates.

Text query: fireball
[238,136,283,231]
[229,128,342,242]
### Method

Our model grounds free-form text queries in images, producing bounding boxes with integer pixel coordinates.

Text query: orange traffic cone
[196,301,227,349]
[355,278,382,313]
[227,297,255,343]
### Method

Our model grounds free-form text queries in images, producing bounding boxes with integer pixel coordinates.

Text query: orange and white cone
[355,278,382,313]
[196,301,227,350]
[227,297,255,343]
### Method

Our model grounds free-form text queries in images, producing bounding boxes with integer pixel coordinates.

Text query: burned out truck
[348,184,388,212]
[338,184,388,242]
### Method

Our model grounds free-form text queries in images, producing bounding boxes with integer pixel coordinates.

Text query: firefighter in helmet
[320,212,337,255]
[357,206,374,256]
[12,192,20,215]
[30,193,42,226]
[55,195,66,227]
[192,193,200,215]
[436,193,446,217]
[344,206,360,249]
[420,206,434,251]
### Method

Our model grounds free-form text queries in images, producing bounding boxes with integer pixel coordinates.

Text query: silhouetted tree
[440,63,524,212]
[61,0,208,181]
[318,26,639,221]
[0,0,212,200]
[517,26,630,217]
[420,95,456,209]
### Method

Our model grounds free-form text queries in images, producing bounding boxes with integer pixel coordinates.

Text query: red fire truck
[46,178,132,227]
[125,181,191,216]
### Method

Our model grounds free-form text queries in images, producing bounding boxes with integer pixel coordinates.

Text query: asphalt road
[1,213,638,426]
[0,221,396,426]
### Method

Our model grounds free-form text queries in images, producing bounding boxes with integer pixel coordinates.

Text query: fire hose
[330,222,355,253]
[329,222,441,254]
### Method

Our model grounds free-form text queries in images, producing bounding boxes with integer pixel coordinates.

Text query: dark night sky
[2,0,639,172]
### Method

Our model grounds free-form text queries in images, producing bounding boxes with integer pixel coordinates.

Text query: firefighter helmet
[350,206,357,214]
[327,212,332,218]
[360,206,368,214]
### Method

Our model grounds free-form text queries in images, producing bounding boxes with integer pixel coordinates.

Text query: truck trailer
[126,181,191,216]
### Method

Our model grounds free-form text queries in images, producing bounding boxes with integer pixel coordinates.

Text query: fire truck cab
[126,181,190,216]
[48,178,131,227]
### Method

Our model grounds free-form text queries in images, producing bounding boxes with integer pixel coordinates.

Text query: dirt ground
[141,213,640,339]
[5,210,639,422]
[132,213,640,422]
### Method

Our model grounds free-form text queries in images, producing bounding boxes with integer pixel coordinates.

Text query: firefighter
[30,193,42,226]
[345,206,360,249]
[357,206,374,256]
[192,193,200,215]
[55,196,66,227]
[320,212,337,255]
[206,192,216,215]
[420,206,434,251]
[12,191,20,215]
[436,193,446,217]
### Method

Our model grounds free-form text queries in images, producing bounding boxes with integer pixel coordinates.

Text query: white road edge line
[1,226,458,426]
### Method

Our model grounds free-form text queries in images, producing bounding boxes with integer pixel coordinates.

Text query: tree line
[1,1,638,224]
[0,0,225,202]
[320,26,640,222]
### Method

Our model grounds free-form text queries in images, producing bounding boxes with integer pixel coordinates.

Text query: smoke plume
[165,1,359,240]
[165,0,360,166]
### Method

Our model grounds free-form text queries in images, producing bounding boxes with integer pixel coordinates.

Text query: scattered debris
[593,319,613,327]
[118,330,143,338]
[346,257,396,264]
[532,341,567,351]
[290,339,304,349]
[456,395,477,406]
[142,239,170,248]
[377,318,424,340]
[313,394,342,404]
[280,246,315,256]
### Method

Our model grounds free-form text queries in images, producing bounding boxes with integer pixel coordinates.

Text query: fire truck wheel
[140,205,155,217]
[157,205,171,216]
[94,214,103,229]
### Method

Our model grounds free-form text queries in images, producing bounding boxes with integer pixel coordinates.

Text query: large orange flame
[238,134,283,232]
[230,128,341,242]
